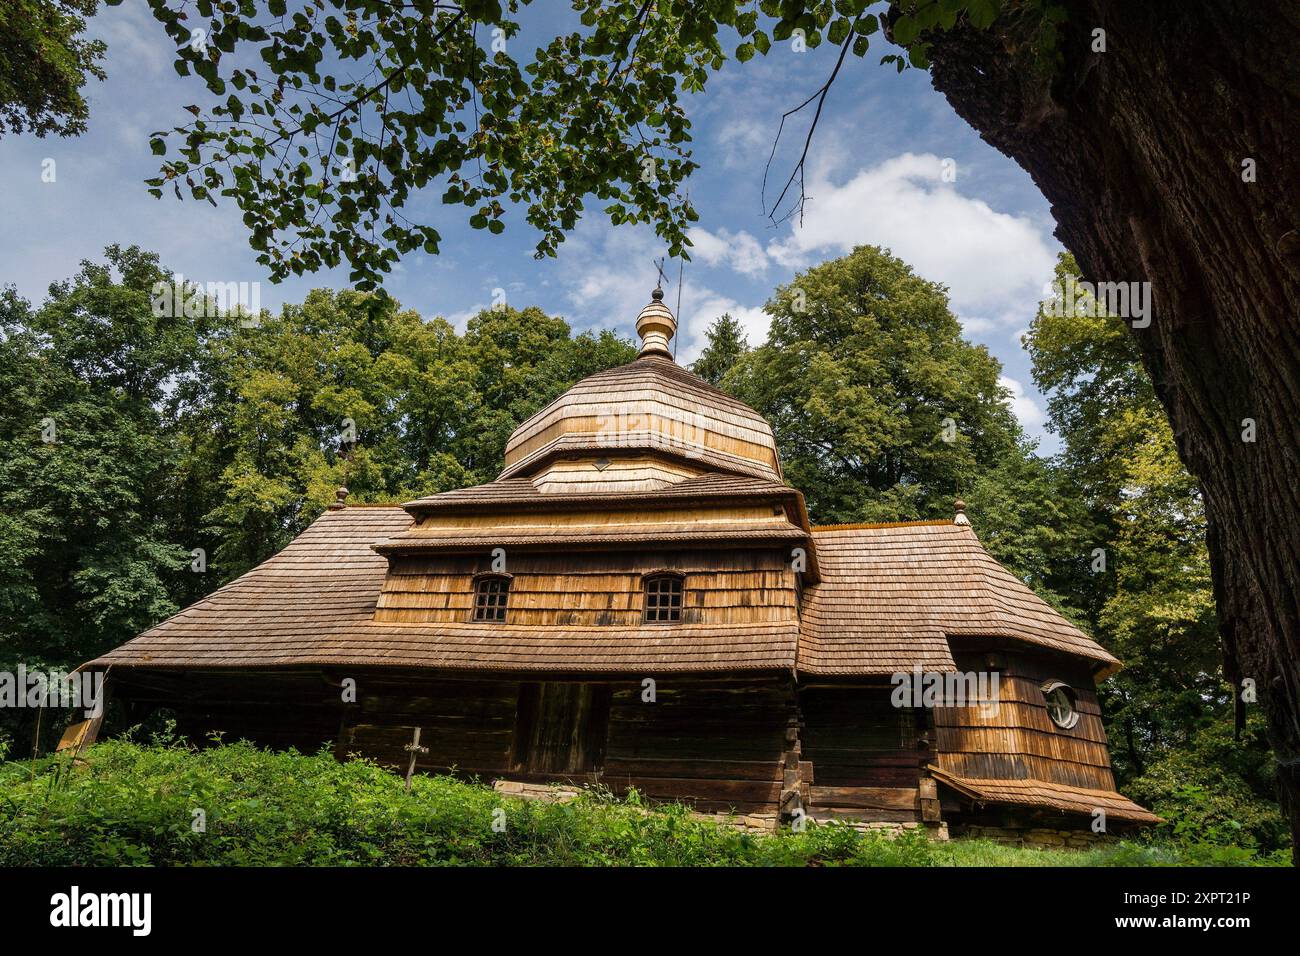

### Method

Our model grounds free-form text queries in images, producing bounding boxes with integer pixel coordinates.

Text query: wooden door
[511,682,612,775]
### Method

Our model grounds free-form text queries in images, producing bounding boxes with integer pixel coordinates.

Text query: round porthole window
[1042,682,1080,730]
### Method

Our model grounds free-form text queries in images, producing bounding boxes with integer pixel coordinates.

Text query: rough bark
[918,0,1300,854]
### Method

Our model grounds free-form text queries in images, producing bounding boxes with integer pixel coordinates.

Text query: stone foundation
[805,818,950,840]
[492,780,583,803]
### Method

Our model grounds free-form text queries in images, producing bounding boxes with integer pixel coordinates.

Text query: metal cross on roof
[403,726,429,790]
[653,256,667,291]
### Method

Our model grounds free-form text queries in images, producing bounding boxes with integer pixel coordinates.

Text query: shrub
[0,741,1282,867]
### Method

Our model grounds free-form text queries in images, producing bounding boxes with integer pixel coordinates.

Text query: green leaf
[892,15,919,46]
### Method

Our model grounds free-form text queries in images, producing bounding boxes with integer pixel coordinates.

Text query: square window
[474,577,509,622]
[644,576,683,623]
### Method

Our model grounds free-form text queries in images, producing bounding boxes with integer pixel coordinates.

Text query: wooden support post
[778,690,805,822]
[914,711,943,825]
[917,775,942,824]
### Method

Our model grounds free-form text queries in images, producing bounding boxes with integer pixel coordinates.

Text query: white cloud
[442,306,484,332]
[999,375,1045,430]
[687,227,769,277]
[766,152,1057,321]
[675,294,768,364]
[715,116,771,169]
[554,220,771,362]
[92,1,174,77]
[958,315,996,335]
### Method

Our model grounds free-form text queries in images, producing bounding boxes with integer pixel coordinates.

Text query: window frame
[641,571,685,625]
[471,572,512,624]
[1041,680,1080,730]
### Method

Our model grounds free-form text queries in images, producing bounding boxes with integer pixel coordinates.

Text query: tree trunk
[918,0,1300,855]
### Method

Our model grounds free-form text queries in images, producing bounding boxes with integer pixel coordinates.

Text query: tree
[115,2,998,285]
[1028,254,1284,848]
[203,293,637,575]
[919,2,1300,852]
[691,313,749,386]
[0,248,197,704]
[0,246,637,680]
[65,0,1300,847]
[0,0,106,137]
[725,245,1023,523]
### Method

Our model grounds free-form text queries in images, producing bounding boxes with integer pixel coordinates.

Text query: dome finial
[953,498,970,526]
[636,283,677,358]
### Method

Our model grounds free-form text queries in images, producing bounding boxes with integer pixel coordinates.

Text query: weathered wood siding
[529,455,704,494]
[375,549,799,627]
[108,669,343,752]
[498,354,785,483]
[336,673,518,776]
[600,678,790,813]
[799,686,925,820]
[933,651,1116,792]
[334,674,791,813]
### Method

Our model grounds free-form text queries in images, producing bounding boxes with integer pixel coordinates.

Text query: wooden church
[87,288,1157,838]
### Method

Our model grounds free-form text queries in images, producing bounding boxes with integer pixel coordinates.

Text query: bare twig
[762,18,860,226]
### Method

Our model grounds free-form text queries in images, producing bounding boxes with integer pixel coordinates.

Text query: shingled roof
[404,473,802,514]
[800,522,1118,677]
[499,354,784,483]
[93,506,1115,678]
[93,507,413,670]
[927,766,1162,824]
[90,506,800,673]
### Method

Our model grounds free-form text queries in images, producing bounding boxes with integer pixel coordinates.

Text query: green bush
[1125,712,1289,854]
[0,740,1284,867]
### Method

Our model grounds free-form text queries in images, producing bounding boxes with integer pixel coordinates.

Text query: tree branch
[762,18,860,226]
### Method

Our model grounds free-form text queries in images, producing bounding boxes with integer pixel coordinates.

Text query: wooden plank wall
[341,674,792,814]
[530,455,703,494]
[338,673,519,778]
[375,549,798,627]
[601,678,790,813]
[799,686,924,820]
[933,651,1117,791]
[505,405,781,478]
[114,669,346,753]
[511,682,612,774]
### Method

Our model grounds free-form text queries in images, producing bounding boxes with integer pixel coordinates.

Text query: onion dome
[635,287,677,356]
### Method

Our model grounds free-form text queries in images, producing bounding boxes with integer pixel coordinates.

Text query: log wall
[113,669,345,752]
[799,685,925,821]
[340,673,793,814]
[339,673,519,777]
[601,678,790,813]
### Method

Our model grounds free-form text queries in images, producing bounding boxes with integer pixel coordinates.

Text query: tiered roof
[92,506,1116,676]
[93,285,1117,677]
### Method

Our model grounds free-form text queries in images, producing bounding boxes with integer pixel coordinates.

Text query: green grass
[0,739,1286,867]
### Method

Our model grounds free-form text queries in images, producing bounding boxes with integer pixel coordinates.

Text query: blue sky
[0,1,1065,450]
